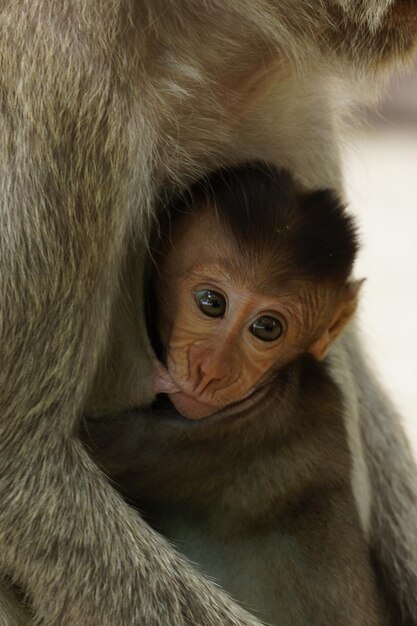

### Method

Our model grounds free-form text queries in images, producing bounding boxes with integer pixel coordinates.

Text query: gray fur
[0,1,416,624]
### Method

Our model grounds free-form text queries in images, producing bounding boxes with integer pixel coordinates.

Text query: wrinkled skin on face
[152,208,358,420]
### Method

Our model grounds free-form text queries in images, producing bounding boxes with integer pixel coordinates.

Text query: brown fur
[0,1,417,624]
[83,357,394,625]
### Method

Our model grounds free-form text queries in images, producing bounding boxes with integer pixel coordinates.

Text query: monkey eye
[250,316,283,342]
[195,290,226,318]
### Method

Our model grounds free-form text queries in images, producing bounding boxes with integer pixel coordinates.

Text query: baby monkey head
[153,163,359,420]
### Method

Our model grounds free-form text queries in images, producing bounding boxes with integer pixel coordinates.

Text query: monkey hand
[152,359,181,395]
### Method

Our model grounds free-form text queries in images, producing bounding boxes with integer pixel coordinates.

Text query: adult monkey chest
[1,2,417,626]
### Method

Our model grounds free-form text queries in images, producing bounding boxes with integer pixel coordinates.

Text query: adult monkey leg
[0,2,417,626]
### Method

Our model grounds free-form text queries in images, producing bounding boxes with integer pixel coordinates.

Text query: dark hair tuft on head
[169,162,359,285]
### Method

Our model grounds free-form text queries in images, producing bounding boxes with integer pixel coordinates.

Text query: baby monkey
[150,164,361,420]
[84,164,393,626]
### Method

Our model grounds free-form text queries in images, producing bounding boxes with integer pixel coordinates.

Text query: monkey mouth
[167,382,270,422]
[168,391,220,421]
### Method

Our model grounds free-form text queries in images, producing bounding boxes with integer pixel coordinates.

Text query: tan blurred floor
[343,124,417,458]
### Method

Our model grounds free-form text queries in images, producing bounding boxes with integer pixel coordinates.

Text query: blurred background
[342,63,417,458]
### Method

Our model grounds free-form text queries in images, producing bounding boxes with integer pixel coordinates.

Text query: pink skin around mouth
[152,359,268,421]
[151,359,219,420]
[168,391,218,421]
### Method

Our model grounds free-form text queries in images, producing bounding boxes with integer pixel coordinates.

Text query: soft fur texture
[0,1,416,624]
[83,355,395,626]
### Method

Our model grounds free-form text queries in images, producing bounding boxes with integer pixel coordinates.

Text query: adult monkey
[0,2,416,626]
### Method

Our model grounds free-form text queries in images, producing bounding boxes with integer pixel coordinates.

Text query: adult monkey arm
[0,5,273,625]
[0,2,416,626]
[0,579,27,626]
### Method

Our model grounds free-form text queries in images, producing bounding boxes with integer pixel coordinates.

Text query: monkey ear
[309,279,365,361]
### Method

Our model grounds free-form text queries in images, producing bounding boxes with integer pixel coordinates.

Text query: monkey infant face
[155,210,342,421]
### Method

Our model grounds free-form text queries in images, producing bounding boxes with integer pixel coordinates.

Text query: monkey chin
[168,391,221,421]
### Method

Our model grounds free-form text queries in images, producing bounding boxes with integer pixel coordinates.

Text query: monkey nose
[194,357,230,394]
